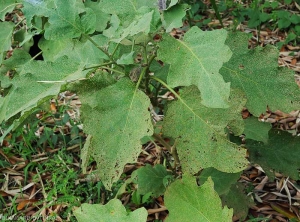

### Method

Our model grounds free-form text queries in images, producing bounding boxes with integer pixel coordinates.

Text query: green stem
[151,76,194,114]
[144,53,157,95]
[111,43,120,58]
[30,51,43,61]
[84,34,112,60]
[83,62,114,71]
[211,0,224,27]
[103,67,125,75]
[152,133,180,167]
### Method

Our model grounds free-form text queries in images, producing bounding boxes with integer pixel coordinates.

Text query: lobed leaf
[199,168,241,195]
[0,56,84,123]
[243,117,272,144]
[74,199,147,222]
[157,26,232,108]
[0,21,14,64]
[39,35,109,65]
[163,85,248,174]
[0,0,19,21]
[164,175,233,222]
[136,164,173,197]
[23,0,96,40]
[220,32,300,116]
[77,76,153,189]
[162,4,190,32]
[221,183,254,220]
[247,129,300,180]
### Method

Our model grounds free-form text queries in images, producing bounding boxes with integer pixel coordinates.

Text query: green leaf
[0,0,19,21]
[116,51,135,65]
[39,35,109,65]
[24,0,96,39]
[74,199,148,222]
[84,0,110,32]
[0,21,14,64]
[199,168,241,195]
[247,130,300,180]
[163,4,190,32]
[157,26,232,108]
[0,57,84,123]
[165,175,233,222]
[99,0,157,15]
[112,9,154,43]
[221,183,254,220]
[166,0,179,9]
[0,49,31,79]
[163,85,248,174]
[136,164,173,197]
[277,11,292,29]
[81,134,91,174]
[78,77,153,189]
[45,0,96,39]
[243,117,272,144]
[290,14,300,24]
[220,32,300,116]
[247,9,261,28]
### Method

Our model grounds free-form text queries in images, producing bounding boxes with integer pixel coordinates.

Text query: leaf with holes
[157,26,232,108]
[0,56,83,123]
[163,85,248,174]
[220,32,299,116]
[74,76,153,189]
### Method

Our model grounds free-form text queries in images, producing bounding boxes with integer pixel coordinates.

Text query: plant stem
[151,76,194,114]
[152,133,180,167]
[111,43,120,58]
[211,0,224,27]
[84,34,111,59]
[103,67,125,75]
[30,51,43,61]
[83,62,115,71]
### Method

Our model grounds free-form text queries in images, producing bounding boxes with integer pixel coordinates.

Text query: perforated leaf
[0,21,14,64]
[157,26,232,108]
[163,85,248,174]
[243,117,272,144]
[165,175,233,222]
[0,57,83,123]
[136,164,173,197]
[78,77,153,189]
[220,32,300,116]
[247,130,300,180]
[74,199,147,222]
